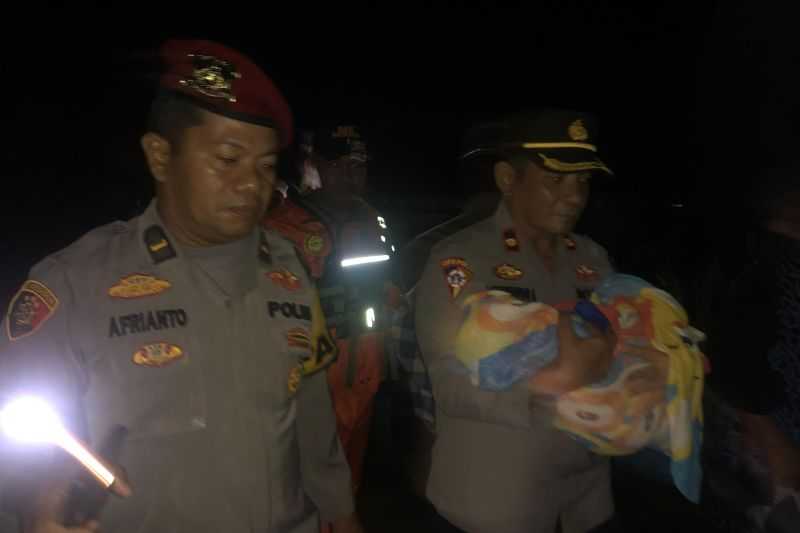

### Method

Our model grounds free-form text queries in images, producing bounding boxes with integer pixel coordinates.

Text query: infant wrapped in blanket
[453,274,706,502]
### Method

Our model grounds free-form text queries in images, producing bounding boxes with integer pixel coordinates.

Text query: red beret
[159,39,294,148]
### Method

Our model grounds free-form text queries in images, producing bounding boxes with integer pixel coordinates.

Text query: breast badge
[108,274,171,299]
[268,268,302,291]
[132,342,184,367]
[440,258,472,299]
[494,264,524,281]
[576,264,599,283]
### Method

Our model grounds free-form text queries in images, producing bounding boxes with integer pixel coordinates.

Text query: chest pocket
[487,285,537,302]
[87,301,207,440]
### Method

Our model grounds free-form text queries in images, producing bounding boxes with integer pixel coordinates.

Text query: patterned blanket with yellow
[454,274,707,502]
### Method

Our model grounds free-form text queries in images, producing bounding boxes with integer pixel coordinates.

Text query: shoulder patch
[108,274,171,299]
[6,280,59,341]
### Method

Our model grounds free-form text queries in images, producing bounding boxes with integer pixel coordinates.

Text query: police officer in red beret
[0,40,363,533]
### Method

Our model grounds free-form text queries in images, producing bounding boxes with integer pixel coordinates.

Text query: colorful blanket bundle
[453,274,706,502]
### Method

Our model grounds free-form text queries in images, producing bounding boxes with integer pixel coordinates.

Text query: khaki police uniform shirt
[415,202,614,533]
[0,201,354,533]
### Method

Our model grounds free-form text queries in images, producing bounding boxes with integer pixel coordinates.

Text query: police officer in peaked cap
[414,108,618,533]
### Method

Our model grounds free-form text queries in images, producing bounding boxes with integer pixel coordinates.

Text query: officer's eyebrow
[219,138,279,157]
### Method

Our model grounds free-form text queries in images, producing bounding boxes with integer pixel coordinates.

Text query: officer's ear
[141,132,173,183]
[494,161,518,195]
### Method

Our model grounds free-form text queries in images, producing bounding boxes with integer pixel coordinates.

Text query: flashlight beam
[56,428,116,488]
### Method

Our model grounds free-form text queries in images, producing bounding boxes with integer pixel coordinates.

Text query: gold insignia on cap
[109,274,171,299]
[538,153,611,174]
[180,54,242,103]
[132,342,184,367]
[568,119,589,141]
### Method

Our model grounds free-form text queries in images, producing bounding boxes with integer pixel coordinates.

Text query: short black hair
[146,91,206,150]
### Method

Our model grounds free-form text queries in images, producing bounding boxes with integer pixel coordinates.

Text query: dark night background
[1,4,799,531]
[2,4,797,307]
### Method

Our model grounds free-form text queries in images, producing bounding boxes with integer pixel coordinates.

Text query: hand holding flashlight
[1,397,132,532]
[0,396,132,497]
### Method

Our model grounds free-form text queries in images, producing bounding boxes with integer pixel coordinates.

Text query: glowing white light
[1,396,116,488]
[377,217,387,229]
[391,245,396,252]
[1,396,62,443]
[380,235,386,243]
[341,255,390,268]
[365,308,376,328]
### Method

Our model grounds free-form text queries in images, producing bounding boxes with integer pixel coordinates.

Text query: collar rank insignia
[494,264,524,281]
[109,274,171,299]
[503,229,520,252]
[440,257,472,299]
[132,342,184,367]
[6,280,59,341]
[144,226,177,264]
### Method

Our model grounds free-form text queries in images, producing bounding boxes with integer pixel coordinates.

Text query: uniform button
[191,416,207,429]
